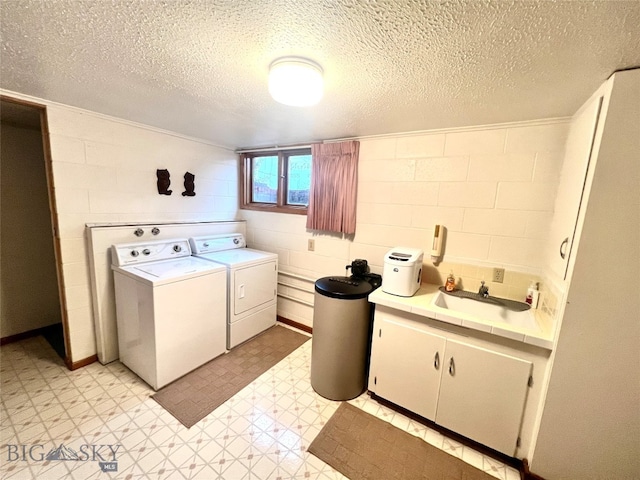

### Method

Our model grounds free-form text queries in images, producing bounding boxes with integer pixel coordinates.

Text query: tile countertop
[368,284,555,351]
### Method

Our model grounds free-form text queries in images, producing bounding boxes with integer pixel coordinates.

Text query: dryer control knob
[130,250,139,257]
[203,242,210,248]
[142,249,151,256]
[173,245,182,253]
[233,238,240,244]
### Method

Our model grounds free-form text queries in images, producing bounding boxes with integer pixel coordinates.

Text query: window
[240,148,312,214]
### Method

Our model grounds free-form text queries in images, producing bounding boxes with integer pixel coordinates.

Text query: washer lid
[133,257,213,278]
[315,276,373,299]
[114,256,225,285]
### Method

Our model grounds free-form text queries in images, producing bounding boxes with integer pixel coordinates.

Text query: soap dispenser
[526,281,539,308]
[445,271,456,292]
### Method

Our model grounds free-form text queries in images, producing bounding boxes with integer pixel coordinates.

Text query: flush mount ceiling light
[268,57,324,107]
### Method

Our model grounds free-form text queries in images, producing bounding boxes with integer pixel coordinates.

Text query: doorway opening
[0,97,69,362]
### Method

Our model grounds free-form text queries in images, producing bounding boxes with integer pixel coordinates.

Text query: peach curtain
[306,141,359,235]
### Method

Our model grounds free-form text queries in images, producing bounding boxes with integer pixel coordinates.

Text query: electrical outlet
[308,239,315,251]
[493,267,505,283]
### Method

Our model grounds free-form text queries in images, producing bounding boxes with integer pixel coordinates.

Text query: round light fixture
[268,57,324,107]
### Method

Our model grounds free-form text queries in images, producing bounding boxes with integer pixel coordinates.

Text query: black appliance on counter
[345,259,382,288]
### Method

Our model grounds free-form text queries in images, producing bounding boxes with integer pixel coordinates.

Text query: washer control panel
[112,238,192,266]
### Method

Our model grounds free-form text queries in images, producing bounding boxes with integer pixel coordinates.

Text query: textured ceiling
[1,1,639,149]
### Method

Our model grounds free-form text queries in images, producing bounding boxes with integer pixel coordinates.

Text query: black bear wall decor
[156,169,172,195]
[182,172,196,197]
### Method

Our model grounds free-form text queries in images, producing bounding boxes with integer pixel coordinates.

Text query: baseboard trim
[277,315,313,334]
[65,354,98,371]
[1,326,51,345]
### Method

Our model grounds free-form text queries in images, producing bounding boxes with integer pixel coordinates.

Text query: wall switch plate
[308,239,315,251]
[493,267,505,283]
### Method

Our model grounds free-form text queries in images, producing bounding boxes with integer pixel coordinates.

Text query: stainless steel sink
[432,287,539,331]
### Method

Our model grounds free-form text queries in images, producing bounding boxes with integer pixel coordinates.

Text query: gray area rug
[309,402,497,480]
[152,325,310,428]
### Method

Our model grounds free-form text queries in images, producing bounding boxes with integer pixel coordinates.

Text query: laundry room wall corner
[23,96,242,366]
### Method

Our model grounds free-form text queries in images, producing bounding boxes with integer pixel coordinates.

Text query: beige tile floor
[0,328,520,480]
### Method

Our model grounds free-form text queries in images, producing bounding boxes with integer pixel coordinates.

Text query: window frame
[239,147,311,215]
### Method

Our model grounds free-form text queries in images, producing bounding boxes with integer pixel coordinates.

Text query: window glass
[240,147,311,215]
[251,156,278,203]
[286,154,311,206]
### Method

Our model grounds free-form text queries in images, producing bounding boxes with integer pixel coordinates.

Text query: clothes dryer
[189,234,278,349]
[111,238,227,390]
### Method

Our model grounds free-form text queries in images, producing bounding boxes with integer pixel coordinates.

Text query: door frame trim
[1,94,73,367]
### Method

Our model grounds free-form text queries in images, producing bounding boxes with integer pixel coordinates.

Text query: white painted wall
[1,122,62,337]
[3,95,240,363]
[4,92,568,357]
[241,120,569,327]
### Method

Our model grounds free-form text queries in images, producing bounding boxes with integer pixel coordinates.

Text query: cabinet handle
[448,357,455,376]
[434,352,440,370]
[560,237,569,259]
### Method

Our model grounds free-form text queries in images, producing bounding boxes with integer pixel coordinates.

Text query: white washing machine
[111,238,227,390]
[189,234,278,349]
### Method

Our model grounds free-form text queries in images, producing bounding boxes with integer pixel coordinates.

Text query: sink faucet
[478,280,489,298]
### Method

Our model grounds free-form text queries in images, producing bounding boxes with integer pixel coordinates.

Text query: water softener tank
[310,275,379,400]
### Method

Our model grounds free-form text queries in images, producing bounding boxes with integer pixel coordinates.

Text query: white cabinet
[547,90,604,281]
[373,316,446,421]
[370,309,533,456]
[436,339,532,455]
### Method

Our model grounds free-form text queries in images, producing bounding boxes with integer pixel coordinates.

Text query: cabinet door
[436,339,532,456]
[372,316,446,421]
[547,94,603,281]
